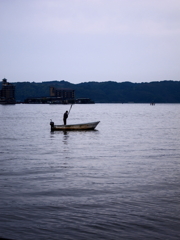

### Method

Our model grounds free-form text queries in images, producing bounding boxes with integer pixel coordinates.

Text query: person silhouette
[63,111,68,125]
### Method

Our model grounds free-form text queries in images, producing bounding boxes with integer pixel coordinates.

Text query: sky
[1,0,180,84]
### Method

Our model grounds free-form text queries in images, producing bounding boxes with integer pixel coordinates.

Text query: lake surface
[0,103,180,240]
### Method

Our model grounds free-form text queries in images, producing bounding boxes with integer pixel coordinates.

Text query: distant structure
[50,86,75,104]
[24,86,94,104]
[25,86,75,104]
[0,78,16,104]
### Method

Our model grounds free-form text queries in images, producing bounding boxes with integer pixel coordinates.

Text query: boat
[50,120,100,131]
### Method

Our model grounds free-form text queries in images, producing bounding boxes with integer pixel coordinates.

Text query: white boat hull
[50,121,100,131]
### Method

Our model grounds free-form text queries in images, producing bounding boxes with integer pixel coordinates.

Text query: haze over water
[0,104,180,240]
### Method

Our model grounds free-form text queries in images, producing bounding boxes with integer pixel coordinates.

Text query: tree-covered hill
[1,80,180,103]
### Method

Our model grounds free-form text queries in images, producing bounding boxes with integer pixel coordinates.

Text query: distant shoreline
[1,80,180,103]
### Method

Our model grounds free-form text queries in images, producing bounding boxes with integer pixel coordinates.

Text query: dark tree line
[1,80,180,103]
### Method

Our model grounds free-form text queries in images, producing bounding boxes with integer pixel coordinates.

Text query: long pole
[68,104,73,115]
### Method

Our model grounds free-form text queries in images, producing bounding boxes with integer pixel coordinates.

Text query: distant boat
[50,121,100,131]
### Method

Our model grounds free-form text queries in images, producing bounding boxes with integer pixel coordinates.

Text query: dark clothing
[63,111,68,125]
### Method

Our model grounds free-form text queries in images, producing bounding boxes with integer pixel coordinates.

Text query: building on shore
[24,87,75,104]
[49,87,75,104]
[24,86,94,104]
[0,78,16,104]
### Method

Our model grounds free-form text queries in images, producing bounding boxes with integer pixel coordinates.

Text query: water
[0,103,180,240]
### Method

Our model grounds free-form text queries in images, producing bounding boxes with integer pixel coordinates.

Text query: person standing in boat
[63,111,68,125]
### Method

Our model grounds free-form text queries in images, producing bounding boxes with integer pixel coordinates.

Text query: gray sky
[1,0,180,83]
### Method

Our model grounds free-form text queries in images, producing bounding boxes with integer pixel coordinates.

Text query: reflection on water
[63,131,69,144]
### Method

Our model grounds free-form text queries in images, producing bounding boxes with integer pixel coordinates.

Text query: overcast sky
[1,0,180,83]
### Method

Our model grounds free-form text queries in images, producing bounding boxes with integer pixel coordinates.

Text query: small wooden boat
[50,120,100,131]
